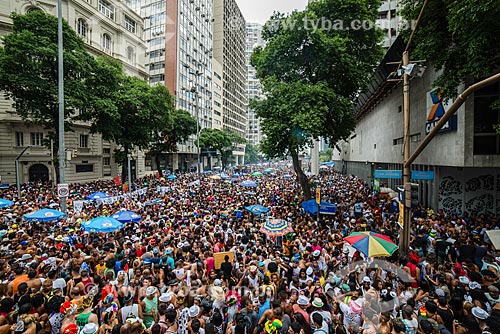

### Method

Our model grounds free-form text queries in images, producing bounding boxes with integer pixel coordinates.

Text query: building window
[79,134,89,148]
[126,46,135,64]
[103,148,111,154]
[30,132,43,146]
[474,82,500,154]
[99,0,114,20]
[76,164,94,173]
[26,7,42,13]
[124,16,136,33]
[77,18,88,38]
[102,33,112,52]
[150,74,165,84]
[15,132,24,147]
[103,157,111,166]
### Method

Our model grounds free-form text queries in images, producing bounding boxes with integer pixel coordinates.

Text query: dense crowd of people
[0,166,499,334]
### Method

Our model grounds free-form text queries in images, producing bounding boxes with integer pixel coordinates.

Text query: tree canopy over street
[251,0,383,198]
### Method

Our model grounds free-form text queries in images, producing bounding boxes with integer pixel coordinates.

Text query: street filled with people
[0,166,499,334]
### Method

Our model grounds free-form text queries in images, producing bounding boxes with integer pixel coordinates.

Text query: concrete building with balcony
[0,0,147,185]
[213,0,247,165]
[125,0,214,173]
[332,37,500,215]
[245,22,264,148]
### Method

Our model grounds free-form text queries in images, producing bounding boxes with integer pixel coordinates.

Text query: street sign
[57,184,69,198]
[398,201,404,229]
[411,170,434,180]
[316,188,321,205]
[374,170,402,179]
[0,184,9,189]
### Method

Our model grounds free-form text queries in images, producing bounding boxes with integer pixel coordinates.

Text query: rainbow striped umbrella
[344,231,398,257]
[260,219,293,237]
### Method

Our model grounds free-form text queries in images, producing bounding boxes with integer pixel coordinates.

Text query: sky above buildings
[236,0,308,24]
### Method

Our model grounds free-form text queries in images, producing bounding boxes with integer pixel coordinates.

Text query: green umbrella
[251,172,263,177]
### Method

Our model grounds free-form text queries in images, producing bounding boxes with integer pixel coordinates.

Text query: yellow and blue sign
[426,88,457,134]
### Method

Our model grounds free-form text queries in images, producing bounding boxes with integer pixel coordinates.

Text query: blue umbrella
[86,192,110,200]
[233,173,241,177]
[283,174,292,179]
[167,174,177,180]
[111,210,142,223]
[145,199,163,206]
[320,161,335,167]
[24,208,66,222]
[240,180,258,187]
[83,217,124,233]
[0,199,14,209]
[301,200,336,215]
[202,170,212,175]
[245,204,270,215]
[263,168,274,173]
[220,173,230,179]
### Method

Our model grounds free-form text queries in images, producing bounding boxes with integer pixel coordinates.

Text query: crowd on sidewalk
[0,168,499,334]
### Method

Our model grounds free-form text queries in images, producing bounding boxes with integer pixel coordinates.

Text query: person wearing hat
[140,286,158,328]
[293,295,310,323]
[472,306,491,333]
[310,297,332,332]
[118,292,142,324]
[486,285,500,306]
[164,247,175,270]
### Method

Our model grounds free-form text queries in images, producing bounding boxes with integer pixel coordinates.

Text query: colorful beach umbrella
[260,219,293,237]
[24,208,66,222]
[344,231,398,257]
[111,210,142,223]
[83,217,124,233]
[0,199,14,209]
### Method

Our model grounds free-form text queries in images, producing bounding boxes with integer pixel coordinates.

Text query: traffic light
[72,149,78,158]
[410,183,419,208]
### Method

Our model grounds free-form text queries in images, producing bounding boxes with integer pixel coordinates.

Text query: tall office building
[213,0,247,165]
[0,0,147,184]
[126,0,214,172]
[245,22,264,148]
[377,0,401,48]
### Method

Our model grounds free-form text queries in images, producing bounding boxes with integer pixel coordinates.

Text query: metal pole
[196,90,201,175]
[16,160,20,199]
[127,154,132,192]
[57,0,66,212]
[401,51,411,255]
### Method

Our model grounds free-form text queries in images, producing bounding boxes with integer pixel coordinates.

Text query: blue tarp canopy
[245,204,270,215]
[86,192,110,200]
[301,199,337,215]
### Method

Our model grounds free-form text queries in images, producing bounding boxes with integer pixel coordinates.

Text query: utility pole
[401,50,411,253]
[57,0,66,212]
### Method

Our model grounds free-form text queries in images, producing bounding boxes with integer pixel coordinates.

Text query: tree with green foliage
[199,128,246,169]
[251,0,383,198]
[245,143,261,164]
[319,148,333,162]
[401,0,500,133]
[0,11,101,181]
[150,108,197,177]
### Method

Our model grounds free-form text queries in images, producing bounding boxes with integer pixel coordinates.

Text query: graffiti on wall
[439,169,499,215]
